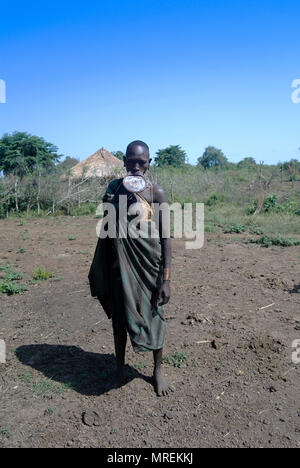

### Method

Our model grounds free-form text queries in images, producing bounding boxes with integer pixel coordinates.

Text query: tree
[280,159,300,183]
[154,145,186,168]
[0,132,61,212]
[197,146,228,170]
[237,157,257,169]
[0,132,61,177]
[112,151,125,161]
[56,156,79,172]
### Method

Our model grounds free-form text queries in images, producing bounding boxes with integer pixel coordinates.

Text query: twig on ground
[259,303,275,310]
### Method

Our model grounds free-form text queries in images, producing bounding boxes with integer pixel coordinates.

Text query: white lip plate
[123,175,146,193]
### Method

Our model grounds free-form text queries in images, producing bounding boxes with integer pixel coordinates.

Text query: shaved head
[126,140,150,159]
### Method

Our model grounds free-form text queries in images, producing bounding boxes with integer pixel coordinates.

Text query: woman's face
[124,145,151,175]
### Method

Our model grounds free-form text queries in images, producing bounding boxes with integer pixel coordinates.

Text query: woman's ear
[144,158,151,171]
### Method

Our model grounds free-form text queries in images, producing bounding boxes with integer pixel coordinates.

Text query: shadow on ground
[15,344,153,396]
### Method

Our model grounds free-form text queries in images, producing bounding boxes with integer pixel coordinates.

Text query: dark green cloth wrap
[88,179,166,352]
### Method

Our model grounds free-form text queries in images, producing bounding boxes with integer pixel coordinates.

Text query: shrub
[162,350,188,368]
[0,264,23,281]
[206,192,225,207]
[246,195,300,216]
[0,263,28,294]
[32,268,53,281]
[247,234,300,248]
[70,203,96,216]
[223,223,247,234]
[0,281,28,294]
[0,202,5,219]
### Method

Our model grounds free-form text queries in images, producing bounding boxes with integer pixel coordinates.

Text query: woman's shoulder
[152,183,167,203]
[107,178,123,193]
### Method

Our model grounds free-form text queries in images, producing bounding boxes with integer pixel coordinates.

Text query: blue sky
[1,0,300,165]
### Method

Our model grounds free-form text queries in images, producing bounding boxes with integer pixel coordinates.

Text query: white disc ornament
[122,174,147,193]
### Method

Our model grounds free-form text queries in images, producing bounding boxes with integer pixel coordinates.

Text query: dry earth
[0,216,299,448]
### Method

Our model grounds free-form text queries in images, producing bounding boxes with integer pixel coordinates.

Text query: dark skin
[106,144,173,396]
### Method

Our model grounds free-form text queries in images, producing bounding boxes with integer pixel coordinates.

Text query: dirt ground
[0,216,299,448]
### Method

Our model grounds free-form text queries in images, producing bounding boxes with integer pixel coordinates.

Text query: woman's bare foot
[153,369,174,396]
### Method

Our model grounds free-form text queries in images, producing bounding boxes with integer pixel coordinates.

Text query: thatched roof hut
[68,147,124,180]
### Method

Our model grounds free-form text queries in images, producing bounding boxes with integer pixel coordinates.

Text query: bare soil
[0,216,299,448]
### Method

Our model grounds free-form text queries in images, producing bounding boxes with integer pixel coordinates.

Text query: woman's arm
[153,184,171,306]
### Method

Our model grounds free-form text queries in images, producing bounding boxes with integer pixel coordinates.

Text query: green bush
[0,264,23,281]
[0,281,28,294]
[206,192,225,207]
[32,268,53,281]
[246,195,300,216]
[249,226,264,235]
[223,223,247,234]
[247,234,300,248]
[70,203,96,216]
[0,202,5,219]
[204,224,219,233]
[0,263,28,295]
[162,350,188,368]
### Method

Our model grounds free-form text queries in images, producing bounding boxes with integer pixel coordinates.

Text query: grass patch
[70,203,96,216]
[163,350,188,368]
[32,267,53,281]
[247,234,300,248]
[223,223,247,234]
[60,373,87,391]
[49,276,64,282]
[18,371,62,396]
[204,224,219,233]
[0,263,28,295]
[132,361,148,370]
[32,379,61,396]
[0,281,28,294]
[19,371,32,384]
[0,427,11,438]
[0,263,23,281]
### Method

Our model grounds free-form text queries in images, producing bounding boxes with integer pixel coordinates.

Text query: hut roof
[69,147,124,179]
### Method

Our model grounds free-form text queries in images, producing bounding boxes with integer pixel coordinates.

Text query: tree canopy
[197,146,228,169]
[154,145,186,168]
[56,156,79,172]
[112,150,125,161]
[237,157,257,168]
[0,132,61,177]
